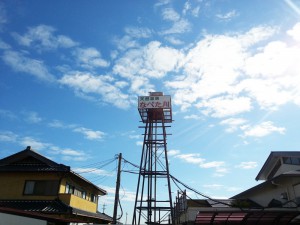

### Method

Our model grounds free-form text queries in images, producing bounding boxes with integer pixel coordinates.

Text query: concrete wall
[248,176,300,207]
[0,212,47,225]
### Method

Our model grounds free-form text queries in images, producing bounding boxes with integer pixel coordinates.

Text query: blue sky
[1,0,300,222]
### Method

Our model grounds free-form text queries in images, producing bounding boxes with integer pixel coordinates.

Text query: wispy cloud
[287,22,300,42]
[0,109,17,120]
[136,141,143,146]
[0,129,90,161]
[174,152,227,176]
[73,47,110,69]
[73,127,106,140]
[162,8,180,21]
[0,2,7,29]
[23,111,43,124]
[216,10,238,21]
[2,50,55,81]
[0,131,18,142]
[242,121,286,138]
[184,114,203,120]
[220,118,248,133]
[236,161,258,169]
[160,7,191,35]
[168,149,180,156]
[48,119,107,141]
[59,71,130,109]
[12,24,78,50]
[20,136,51,150]
[124,26,152,38]
[73,168,114,176]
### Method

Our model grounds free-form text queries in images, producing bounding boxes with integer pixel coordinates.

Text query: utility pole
[113,153,122,224]
[102,203,106,213]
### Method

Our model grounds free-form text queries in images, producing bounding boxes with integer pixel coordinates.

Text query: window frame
[23,180,59,196]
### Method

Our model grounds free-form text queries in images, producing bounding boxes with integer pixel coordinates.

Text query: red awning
[195,210,300,225]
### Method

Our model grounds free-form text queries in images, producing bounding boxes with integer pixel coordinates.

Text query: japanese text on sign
[138,96,171,109]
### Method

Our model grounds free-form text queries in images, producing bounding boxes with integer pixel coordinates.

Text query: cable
[122,156,233,208]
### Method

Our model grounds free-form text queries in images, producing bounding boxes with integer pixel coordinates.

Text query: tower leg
[132,119,174,225]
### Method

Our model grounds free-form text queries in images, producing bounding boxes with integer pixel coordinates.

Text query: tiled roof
[194,209,300,225]
[0,199,113,222]
[0,147,106,195]
[0,199,71,213]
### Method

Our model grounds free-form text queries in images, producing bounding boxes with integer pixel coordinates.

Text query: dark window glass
[24,180,59,196]
[283,157,300,165]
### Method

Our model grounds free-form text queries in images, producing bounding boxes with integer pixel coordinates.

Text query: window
[65,183,87,199]
[91,193,97,203]
[24,180,59,195]
[65,183,74,194]
[283,157,300,165]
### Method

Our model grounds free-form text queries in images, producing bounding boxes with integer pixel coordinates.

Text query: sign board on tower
[138,95,171,109]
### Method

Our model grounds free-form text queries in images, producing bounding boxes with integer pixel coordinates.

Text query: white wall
[0,212,47,225]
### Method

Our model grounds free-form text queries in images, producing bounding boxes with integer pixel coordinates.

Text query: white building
[174,151,300,225]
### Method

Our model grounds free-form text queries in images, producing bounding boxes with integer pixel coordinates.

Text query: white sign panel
[138,95,171,109]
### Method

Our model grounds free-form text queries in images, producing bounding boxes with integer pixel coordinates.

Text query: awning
[195,210,300,225]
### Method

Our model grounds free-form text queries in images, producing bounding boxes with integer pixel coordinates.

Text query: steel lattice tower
[133,92,174,225]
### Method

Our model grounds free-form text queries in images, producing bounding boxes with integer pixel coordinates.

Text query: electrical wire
[122,156,233,208]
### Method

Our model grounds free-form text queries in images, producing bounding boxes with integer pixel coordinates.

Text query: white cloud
[73,47,110,69]
[0,109,17,120]
[196,96,252,118]
[162,8,180,21]
[0,2,7,28]
[114,41,182,80]
[175,153,205,164]
[24,111,42,123]
[0,131,17,142]
[60,148,85,156]
[216,10,238,21]
[73,168,114,176]
[165,24,298,117]
[12,24,78,50]
[20,137,50,150]
[73,127,106,140]
[168,149,180,156]
[0,129,90,161]
[59,71,131,109]
[236,161,258,169]
[2,50,54,81]
[113,41,183,95]
[113,35,139,51]
[160,7,191,35]
[48,120,65,128]
[287,22,300,42]
[136,141,143,146]
[242,121,286,138]
[183,114,202,120]
[200,161,225,169]
[182,2,200,17]
[161,18,191,35]
[175,153,227,176]
[100,185,136,202]
[50,146,89,161]
[124,26,152,38]
[220,118,248,133]
[164,36,184,45]
[0,38,10,49]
